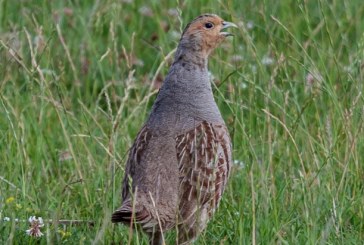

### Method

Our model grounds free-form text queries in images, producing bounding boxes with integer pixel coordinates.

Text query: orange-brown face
[181,14,237,55]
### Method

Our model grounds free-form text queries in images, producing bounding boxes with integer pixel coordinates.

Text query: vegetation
[1,0,363,244]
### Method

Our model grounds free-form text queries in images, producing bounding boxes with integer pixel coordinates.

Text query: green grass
[1,0,364,244]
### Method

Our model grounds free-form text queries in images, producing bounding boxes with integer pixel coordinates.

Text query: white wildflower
[167,8,179,17]
[230,54,244,64]
[3,217,10,222]
[233,159,246,168]
[169,30,181,40]
[138,6,153,17]
[26,216,44,237]
[261,55,274,66]
[246,21,254,30]
[343,66,353,73]
[240,82,248,89]
[250,64,257,74]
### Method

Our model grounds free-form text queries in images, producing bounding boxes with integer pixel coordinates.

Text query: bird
[112,14,236,245]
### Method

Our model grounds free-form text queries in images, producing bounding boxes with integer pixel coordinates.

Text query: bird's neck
[147,46,223,132]
[174,38,211,68]
[168,46,212,99]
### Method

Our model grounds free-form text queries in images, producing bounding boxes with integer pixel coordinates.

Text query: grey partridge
[112,14,236,245]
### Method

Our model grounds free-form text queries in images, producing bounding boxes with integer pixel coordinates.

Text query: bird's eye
[204,22,214,29]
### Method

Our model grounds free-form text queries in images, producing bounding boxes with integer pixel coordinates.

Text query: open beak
[220,21,238,37]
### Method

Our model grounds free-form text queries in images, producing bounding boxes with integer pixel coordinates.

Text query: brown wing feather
[176,121,231,223]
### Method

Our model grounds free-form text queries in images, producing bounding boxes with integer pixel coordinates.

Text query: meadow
[1,0,364,244]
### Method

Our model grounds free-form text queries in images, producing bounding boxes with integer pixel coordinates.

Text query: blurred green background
[1,0,364,244]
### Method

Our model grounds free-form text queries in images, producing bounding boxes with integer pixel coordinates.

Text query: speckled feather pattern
[112,13,235,245]
[176,122,231,243]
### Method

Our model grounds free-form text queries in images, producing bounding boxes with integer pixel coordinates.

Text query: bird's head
[179,14,237,56]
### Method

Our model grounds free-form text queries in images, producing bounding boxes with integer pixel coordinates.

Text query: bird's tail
[112,199,165,244]
[111,199,149,224]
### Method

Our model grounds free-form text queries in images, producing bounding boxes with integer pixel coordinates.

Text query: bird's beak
[220,21,238,37]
